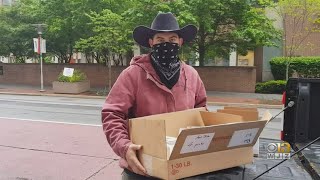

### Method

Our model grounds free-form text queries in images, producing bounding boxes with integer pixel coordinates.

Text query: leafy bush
[270,57,320,80]
[44,56,54,63]
[255,80,287,94]
[57,69,87,83]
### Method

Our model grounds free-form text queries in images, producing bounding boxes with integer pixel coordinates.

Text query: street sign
[33,38,46,54]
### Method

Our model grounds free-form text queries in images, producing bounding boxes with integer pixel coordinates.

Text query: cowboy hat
[132,12,198,48]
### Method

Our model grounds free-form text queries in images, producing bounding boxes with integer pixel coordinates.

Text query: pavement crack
[0,144,118,160]
[84,160,115,180]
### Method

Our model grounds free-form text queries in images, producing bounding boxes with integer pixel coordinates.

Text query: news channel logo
[267,142,291,159]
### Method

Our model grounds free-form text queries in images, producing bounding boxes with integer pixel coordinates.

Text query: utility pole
[32,24,47,92]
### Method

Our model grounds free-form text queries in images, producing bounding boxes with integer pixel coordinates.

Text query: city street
[0,94,104,125]
[0,94,283,139]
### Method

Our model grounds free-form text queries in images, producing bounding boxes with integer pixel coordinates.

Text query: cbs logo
[267,142,291,153]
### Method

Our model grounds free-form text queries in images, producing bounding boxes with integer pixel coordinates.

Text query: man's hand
[126,144,148,176]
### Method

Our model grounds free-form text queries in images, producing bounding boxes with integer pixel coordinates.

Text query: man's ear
[179,38,184,46]
[149,39,153,47]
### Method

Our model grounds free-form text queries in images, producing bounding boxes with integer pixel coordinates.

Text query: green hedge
[255,80,287,94]
[270,57,320,80]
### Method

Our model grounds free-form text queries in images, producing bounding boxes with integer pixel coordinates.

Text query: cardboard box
[129,107,271,180]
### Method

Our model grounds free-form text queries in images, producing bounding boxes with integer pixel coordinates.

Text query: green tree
[75,0,134,65]
[174,0,281,66]
[0,0,39,62]
[259,0,320,55]
[42,0,80,63]
[270,0,320,80]
[42,0,133,63]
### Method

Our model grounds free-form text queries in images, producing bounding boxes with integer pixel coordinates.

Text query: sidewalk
[0,118,122,180]
[0,84,283,108]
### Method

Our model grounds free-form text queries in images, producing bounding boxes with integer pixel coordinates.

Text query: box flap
[130,118,167,159]
[168,114,270,160]
[217,109,258,121]
[200,111,244,126]
[163,109,205,137]
[131,107,206,137]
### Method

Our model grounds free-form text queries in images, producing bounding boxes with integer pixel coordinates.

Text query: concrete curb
[0,91,283,109]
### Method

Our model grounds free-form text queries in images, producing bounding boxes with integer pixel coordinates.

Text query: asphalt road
[0,94,283,139]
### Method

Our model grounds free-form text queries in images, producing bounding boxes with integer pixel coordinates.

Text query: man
[101,12,207,179]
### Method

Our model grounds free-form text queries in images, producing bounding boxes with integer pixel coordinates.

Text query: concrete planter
[52,81,90,94]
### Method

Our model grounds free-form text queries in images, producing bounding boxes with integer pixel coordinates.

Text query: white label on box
[180,133,215,154]
[63,67,74,77]
[228,128,259,147]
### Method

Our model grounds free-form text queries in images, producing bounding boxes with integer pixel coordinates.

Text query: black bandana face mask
[152,42,180,67]
[151,42,181,89]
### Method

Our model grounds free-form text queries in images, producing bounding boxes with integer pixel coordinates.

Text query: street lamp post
[32,24,46,92]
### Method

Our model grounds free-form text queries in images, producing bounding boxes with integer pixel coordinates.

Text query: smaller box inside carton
[217,106,259,121]
[129,107,271,180]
